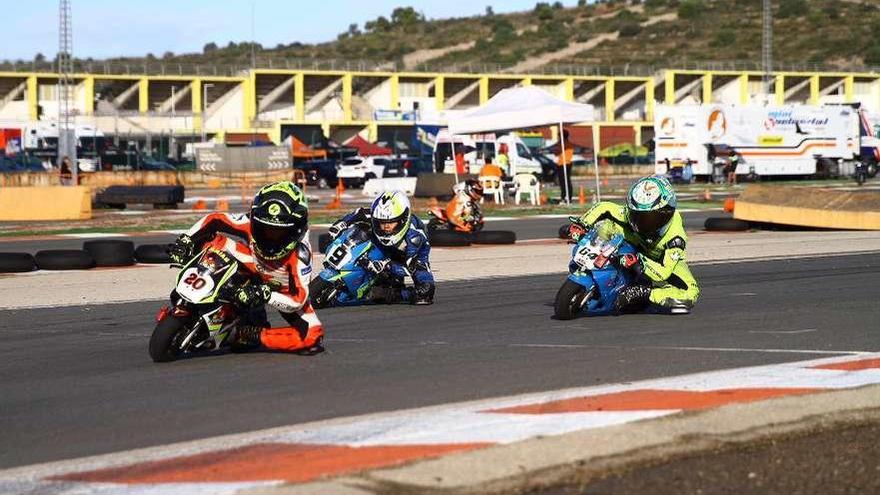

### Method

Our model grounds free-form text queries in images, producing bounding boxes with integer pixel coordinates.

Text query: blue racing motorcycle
[554,222,638,320]
[309,227,403,308]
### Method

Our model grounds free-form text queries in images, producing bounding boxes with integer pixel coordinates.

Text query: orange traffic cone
[578,185,586,205]
[723,197,735,213]
[540,193,548,206]
[702,188,712,202]
[193,199,207,211]
[216,199,229,212]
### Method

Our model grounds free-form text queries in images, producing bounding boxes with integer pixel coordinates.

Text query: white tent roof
[448,86,595,135]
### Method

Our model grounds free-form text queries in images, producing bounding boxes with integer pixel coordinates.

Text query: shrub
[677,0,704,20]
[778,0,808,19]
[619,21,642,37]
[709,29,736,48]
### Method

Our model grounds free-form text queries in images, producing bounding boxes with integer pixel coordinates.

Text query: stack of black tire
[0,239,173,273]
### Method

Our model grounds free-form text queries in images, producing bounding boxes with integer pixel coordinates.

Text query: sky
[3,0,574,61]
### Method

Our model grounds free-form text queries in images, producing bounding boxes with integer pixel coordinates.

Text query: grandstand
[1,66,877,150]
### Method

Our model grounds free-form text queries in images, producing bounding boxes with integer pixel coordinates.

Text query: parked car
[336,156,391,188]
[295,159,339,189]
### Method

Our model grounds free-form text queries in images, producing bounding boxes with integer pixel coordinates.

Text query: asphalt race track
[0,210,721,253]
[1,252,877,469]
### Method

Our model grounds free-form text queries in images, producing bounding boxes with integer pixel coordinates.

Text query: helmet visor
[252,219,305,258]
[629,206,674,237]
[371,208,409,245]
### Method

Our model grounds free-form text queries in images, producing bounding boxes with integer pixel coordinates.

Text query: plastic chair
[513,173,540,205]
[478,175,504,204]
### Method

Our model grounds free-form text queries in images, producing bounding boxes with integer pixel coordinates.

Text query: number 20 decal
[183,272,207,290]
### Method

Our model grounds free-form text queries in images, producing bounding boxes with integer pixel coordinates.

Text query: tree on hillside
[365,16,391,32]
[535,2,555,20]
[485,5,495,16]
[203,42,218,54]
[391,7,424,26]
[34,53,46,63]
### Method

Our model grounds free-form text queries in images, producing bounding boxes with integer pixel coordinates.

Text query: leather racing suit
[331,207,435,304]
[577,201,700,309]
[182,212,323,351]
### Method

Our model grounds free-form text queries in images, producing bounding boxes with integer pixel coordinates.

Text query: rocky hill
[7,0,880,75]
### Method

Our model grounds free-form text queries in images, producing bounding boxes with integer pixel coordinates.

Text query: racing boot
[614,283,652,314]
[231,324,264,352]
[294,336,325,356]
[666,299,692,315]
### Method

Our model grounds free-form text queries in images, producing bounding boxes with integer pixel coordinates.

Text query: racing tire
[34,250,95,270]
[83,240,135,267]
[149,314,189,363]
[309,277,337,309]
[317,233,332,253]
[134,244,173,264]
[0,252,36,273]
[704,217,750,232]
[429,230,471,247]
[554,279,591,321]
[472,230,516,245]
[868,163,878,179]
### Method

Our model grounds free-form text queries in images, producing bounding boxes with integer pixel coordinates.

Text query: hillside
[6,0,880,75]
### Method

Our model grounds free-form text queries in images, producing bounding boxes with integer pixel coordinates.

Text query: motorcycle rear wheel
[554,279,591,320]
[149,314,189,362]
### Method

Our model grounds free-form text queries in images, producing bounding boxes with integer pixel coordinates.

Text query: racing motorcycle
[149,240,273,362]
[426,205,483,233]
[554,221,638,320]
[309,226,403,308]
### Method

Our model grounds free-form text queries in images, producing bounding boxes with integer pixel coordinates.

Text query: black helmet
[250,181,308,260]
[463,179,484,201]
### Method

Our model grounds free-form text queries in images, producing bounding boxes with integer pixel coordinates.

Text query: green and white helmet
[249,181,308,260]
[370,191,411,247]
[626,176,677,239]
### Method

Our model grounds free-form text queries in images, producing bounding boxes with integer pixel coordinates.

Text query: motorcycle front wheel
[149,314,190,362]
[856,171,867,186]
[554,279,591,320]
[309,277,338,309]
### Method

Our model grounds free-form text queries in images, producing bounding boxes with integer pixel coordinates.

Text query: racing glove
[234,283,272,308]
[620,253,643,275]
[358,258,390,277]
[167,234,195,267]
[328,221,347,239]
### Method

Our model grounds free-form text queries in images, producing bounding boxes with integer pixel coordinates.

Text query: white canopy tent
[447,86,599,203]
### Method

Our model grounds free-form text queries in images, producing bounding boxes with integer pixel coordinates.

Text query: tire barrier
[83,240,136,267]
[34,250,95,271]
[472,230,517,245]
[0,252,36,273]
[429,230,472,247]
[704,217,751,232]
[95,185,185,209]
[134,244,173,264]
[317,233,332,253]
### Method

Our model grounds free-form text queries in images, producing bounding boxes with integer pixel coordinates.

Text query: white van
[432,132,541,177]
[336,156,403,188]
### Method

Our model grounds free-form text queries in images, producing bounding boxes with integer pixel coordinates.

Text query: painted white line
[732,292,758,296]
[752,329,819,336]
[649,346,870,355]
[2,352,879,492]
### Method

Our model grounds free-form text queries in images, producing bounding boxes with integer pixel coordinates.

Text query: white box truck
[654,103,879,179]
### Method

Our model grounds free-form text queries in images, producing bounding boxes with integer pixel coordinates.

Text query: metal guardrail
[2,58,880,78]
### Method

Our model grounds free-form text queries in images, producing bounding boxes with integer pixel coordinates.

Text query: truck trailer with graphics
[653,103,880,179]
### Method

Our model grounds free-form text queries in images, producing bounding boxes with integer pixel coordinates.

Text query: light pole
[202,83,214,142]
[170,86,176,160]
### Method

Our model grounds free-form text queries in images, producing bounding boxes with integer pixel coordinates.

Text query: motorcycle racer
[445,179,484,233]
[327,191,435,305]
[167,181,324,354]
[568,176,700,314]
